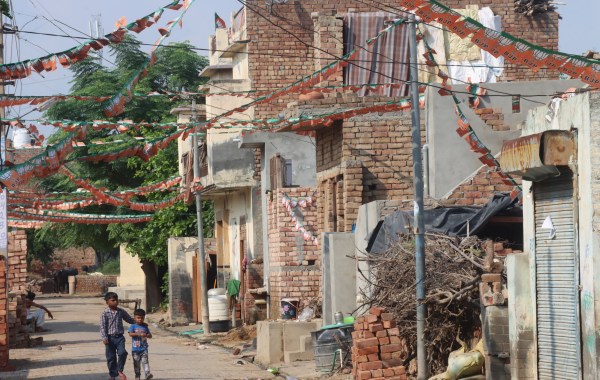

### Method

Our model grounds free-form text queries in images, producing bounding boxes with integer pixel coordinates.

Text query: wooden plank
[222,210,231,266]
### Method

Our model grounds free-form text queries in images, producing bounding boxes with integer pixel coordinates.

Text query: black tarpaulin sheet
[366,193,518,254]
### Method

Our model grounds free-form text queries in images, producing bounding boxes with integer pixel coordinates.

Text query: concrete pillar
[68,276,76,295]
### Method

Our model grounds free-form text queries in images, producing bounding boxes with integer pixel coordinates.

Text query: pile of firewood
[514,0,558,16]
[356,233,488,376]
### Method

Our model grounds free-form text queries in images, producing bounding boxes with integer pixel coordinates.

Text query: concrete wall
[204,79,254,124]
[118,244,145,287]
[507,253,536,379]
[428,79,582,199]
[209,28,231,66]
[212,188,254,285]
[514,91,600,379]
[167,237,198,325]
[204,129,255,189]
[322,232,356,325]
[354,200,405,314]
[241,131,316,189]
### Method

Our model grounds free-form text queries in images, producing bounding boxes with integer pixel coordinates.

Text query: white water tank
[207,288,228,322]
[13,129,32,149]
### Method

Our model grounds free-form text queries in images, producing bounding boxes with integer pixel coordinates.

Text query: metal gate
[534,172,581,379]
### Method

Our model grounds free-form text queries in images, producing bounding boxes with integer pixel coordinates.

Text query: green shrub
[94,259,120,275]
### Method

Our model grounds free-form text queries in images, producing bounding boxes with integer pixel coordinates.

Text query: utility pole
[408,13,427,380]
[192,98,210,335]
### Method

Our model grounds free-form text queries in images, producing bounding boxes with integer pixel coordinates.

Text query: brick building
[192,0,568,327]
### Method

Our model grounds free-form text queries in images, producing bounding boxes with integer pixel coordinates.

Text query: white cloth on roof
[446,7,504,84]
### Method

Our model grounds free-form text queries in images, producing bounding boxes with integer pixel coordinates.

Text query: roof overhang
[220,40,250,58]
[499,130,575,182]
[199,64,234,78]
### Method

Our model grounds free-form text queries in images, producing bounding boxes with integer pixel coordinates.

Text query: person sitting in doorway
[25,291,54,332]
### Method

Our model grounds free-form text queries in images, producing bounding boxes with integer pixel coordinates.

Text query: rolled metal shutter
[534,172,581,379]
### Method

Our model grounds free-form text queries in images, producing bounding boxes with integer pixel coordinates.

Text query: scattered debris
[232,347,242,356]
[56,345,62,351]
[267,367,280,375]
[197,344,207,350]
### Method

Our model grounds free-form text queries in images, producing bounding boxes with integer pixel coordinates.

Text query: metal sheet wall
[534,172,581,379]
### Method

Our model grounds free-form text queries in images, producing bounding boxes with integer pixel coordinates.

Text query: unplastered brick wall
[8,230,28,293]
[51,247,97,271]
[267,187,320,314]
[309,95,422,233]
[0,259,7,368]
[245,0,559,120]
[473,107,511,132]
[440,164,522,206]
[74,275,118,295]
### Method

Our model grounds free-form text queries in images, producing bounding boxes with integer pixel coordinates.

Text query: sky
[4,0,600,131]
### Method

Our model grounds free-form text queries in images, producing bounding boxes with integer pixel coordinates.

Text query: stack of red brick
[351,307,407,380]
[480,242,521,307]
[0,258,7,368]
[8,293,29,349]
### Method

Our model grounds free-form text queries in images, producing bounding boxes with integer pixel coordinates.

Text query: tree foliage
[0,0,10,19]
[29,36,212,299]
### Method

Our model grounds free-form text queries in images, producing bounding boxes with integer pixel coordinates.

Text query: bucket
[281,298,299,320]
[311,326,354,373]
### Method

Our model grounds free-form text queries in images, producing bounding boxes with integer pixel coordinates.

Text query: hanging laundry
[344,12,410,97]
[445,7,504,84]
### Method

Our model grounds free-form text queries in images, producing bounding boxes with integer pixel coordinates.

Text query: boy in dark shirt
[100,292,135,380]
[128,309,153,380]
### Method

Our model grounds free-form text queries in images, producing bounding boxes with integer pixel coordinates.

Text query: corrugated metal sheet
[534,172,581,379]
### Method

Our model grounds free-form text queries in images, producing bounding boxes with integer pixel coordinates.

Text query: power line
[12,28,515,69]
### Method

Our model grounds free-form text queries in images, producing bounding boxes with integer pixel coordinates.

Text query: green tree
[0,0,11,19]
[31,35,212,307]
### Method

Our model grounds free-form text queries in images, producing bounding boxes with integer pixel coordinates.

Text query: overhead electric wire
[27,0,117,68]
[13,28,510,69]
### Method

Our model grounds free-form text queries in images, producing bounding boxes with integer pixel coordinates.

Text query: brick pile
[479,241,522,307]
[8,293,29,349]
[0,258,8,368]
[351,307,407,380]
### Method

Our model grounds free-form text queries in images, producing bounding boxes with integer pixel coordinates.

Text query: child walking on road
[128,309,153,380]
[100,292,135,380]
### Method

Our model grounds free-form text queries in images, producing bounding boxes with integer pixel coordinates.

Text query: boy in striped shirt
[100,292,135,380]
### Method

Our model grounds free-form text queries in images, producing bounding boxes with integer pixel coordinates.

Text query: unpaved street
[4,296,271,379]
